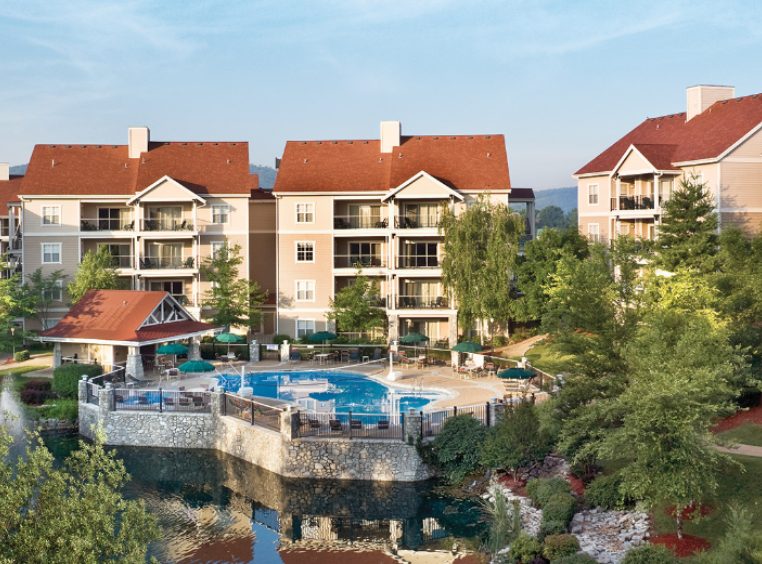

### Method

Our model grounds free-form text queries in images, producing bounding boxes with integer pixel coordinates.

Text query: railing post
[159,387,163,412]
[419,410,424,439]
[348,409,352,439]
[250,399,255,426]
[486,401,491,427]
[453,405,457,417]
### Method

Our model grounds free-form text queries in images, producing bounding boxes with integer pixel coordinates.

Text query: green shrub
[622,544,677,564]
[52,364,101,399]
[14,350,30,362]
[542,534,580,560]
[272,334,290,345]
[508,532,542,563]
[551,554,598,564]
[430,415,488,483]
[539,520,568,540]
[585,473,633,510]
[40,399,79,422]
[526,477,571,508]
[543,493,576,527]
[19,379,53,405]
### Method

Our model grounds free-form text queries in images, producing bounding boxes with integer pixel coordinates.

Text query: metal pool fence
[298,411,404,440]
[223,394,283,431]
[421,402,498,438]
[112,388,212,413]
[85,382,100,405]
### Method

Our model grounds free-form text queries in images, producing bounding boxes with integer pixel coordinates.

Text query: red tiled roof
[632,144,679,171]
[576,93,762,175]
[40,289,215,342]
[274,134,510,193]
[21,141,256,196]
[0,175,22,215]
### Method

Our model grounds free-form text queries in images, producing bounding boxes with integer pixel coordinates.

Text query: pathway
[716,444,762,458]
[492,334,547,359]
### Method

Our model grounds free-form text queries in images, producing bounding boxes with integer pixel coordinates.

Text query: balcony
[334,215,388,229]
[139,257,195,270]
[80,217,135,232]
[334,255,386,269]
[610,196,655,211]
[397,254,439,269]
[108,255,134,269]
[140,218,194,232]
[397,296,450,309]
[394,216,441,229]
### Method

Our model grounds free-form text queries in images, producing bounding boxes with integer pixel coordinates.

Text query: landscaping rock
[571,509,650,564]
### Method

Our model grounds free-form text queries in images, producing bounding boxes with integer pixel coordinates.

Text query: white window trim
[296,318,316,339]
[211,204,231,225]
[587,223,600,243]
[210,240,227,258]
[295,240,316,263]
[295,202,315,224]
[41,242,62,264]
[587,184,599,205]
[51,279,64,301]
[41,205,61,227]
[295,279,316,302]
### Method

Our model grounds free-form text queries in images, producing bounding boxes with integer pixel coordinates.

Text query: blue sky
[2,1,762,188]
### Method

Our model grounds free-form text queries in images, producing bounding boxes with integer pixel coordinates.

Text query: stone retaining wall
[78,382,432,482]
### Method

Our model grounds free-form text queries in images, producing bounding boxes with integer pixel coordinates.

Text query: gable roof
[127,175,206,205]
[381,170,465,202]
[21,141,256,197]
[39,289,215,344]
[0,175,22,215]
[274,134,510,193]
[576,93,762,175]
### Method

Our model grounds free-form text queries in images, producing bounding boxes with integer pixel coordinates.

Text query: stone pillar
[404,409,422,445]
[53,342,62,368]
[249,340,260,363]
[99,383,114,414]
[210,391,224,419]
[189,338,201,361]
[125,345,144,380]
[492,400,506,424]
[280,407,299,440]
[280,340,290,363]
[78,376,88,403]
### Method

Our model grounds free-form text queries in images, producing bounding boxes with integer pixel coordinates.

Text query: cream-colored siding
[393,174,457,199]
[721,212,762,234]
[249,200,277,297]
[725,126,762,158]
[577,175,610,216]
[136,178,199,202]
[23,199,80,233]
[617,150,652,175]
[720,162,762,209]
[278,233,333,310]
[198,196,250,234]
[24,235,80,276]
[278,196,335,231]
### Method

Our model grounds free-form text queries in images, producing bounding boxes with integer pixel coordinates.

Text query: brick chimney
[380,121,401,153]
[686,85,735,121]
[0,163,8,181]
[128,126,150,159]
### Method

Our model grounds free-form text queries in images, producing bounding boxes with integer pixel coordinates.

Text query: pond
[2,375,488,563]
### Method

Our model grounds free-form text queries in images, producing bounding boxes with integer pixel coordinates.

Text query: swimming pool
[216,370,439,414]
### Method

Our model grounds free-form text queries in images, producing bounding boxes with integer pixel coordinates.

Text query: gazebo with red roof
[39,289,221,380]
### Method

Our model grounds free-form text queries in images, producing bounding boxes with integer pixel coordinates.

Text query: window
[296,319,315,338]
[42,206,61,226]
[212,204,230,224]
[588,184,599,205]
[587,223,600,243]
[42,318,61,330]
[43,279,64,302]
[211,240,227,258]
[295,280,315,301]
[148,280,186,304]
[296,203,314,224]
[348,241,382,267]
[296,241,315,262]
[42,243,62,264]
[98,207,131,230]
[97,243,132,268]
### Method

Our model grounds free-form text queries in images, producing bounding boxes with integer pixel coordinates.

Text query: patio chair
[164,396,175,407]
[377,419,390,430]
[137,395,149,405]
[192,395,204,407]
[329,419,343,432]
[350,419,363,430]
[178,397,191,407]
[349,350,360,362]
[308,418,321,429]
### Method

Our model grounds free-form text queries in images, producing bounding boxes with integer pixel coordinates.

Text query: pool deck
[133,358,543,410]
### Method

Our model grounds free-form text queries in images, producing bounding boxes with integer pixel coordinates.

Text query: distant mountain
[250,165,277,189]
[10,164,27,175]
[533,186,576,213]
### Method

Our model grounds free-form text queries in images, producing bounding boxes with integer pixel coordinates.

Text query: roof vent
[686,85,735,121]
[51,159,56,168]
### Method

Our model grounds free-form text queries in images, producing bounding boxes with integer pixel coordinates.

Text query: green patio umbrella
[157,343,188,355]
[308,331,337,343]
[216,332,245,355]
[178,360,215,373]
[451,341,482,353]
[497,367,535,380]
[399,332,428,344]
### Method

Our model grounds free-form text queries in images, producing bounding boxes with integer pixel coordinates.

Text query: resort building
[575,85,762,243]
[17,127,275,331]
[0,163,23,278]
[273,121,534,345]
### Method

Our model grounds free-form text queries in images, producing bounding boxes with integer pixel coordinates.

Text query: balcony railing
[139,256,195,269]
[333,215,388,229]
[395,216,441,229]
[140,218,194,232]
[108,255,134,269]
[610,196,655,211]
[80,218,135,231]
[397,254,439,268]
[397,295,450,309]
[334,255,385,268]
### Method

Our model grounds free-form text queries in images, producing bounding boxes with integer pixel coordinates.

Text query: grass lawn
[717,423,762,447]
[651,455,762,557]
[522,340,575,374]
[2,365,50,392]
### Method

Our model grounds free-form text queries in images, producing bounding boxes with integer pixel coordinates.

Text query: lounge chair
[308,418,321,429]
[179,397,191,407]
[377,419,390,430]
[350,419,362,430]
[329,419,343,432]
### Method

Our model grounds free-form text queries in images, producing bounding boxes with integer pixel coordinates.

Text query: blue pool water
[216,370,437,414]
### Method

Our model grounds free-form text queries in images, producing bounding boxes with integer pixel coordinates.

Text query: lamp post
[10,326,15,358]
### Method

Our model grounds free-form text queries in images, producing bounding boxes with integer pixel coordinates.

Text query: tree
[695,504,762,563]
[0,257,29,351]
[656,174,718,273]
[0,429,159,562]
[200,243,267,330]
[24,268,67,330]
[536,205,567,229]
[67,247,119,304]
[440,195,524,339]
[327,268,386,335]
[482,400,551,480]
[512,227,588,322]
[430,415,488,483]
